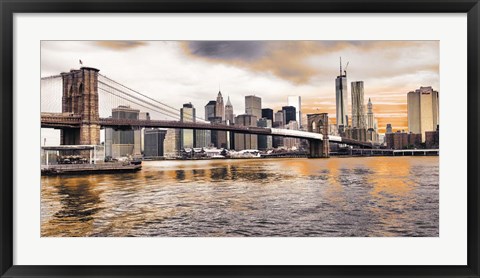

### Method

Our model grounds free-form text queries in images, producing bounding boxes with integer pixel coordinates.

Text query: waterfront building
[216,91,225,121]
[262,108,274,121]
[180,103,196,149]
[257,117,273,151]
[163,128,181,157]
[234,114,258,151]
[245,95,262,120]
[407,86,439,141]
[144,129,167,158]
[225,96,234,124]
[105,105,141,158]
[205,100,216,121]
[282,106,296,125]
[385,131,422,150]
[425,125,440,149]
[335,60,348,128]
[287,96,302,128]
[351,81,367,129]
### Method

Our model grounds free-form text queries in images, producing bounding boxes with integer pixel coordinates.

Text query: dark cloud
[182,41,438,85]
[187,41,267,61]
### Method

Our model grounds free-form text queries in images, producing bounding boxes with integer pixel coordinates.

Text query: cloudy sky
[41,40,439,133]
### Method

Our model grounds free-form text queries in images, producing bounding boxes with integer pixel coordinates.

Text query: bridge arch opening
[307,113,329,158]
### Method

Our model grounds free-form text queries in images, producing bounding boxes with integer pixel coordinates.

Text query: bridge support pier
[308,139,329,158]
[60,67,100,146]
[307,113,330,158]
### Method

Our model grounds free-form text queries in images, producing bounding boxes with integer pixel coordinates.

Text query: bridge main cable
[41,74,62,80]
[98,81,184,118]
[99,87,178,120]
[99,74,207,122]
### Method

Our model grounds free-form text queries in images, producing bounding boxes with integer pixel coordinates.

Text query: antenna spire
[340,57,342,76]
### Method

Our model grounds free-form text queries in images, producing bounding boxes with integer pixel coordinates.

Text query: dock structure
[41,144,141,175]
[41,163,141,175]
[331,148,439,157]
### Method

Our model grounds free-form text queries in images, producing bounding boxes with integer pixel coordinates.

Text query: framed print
[1,0,479,277]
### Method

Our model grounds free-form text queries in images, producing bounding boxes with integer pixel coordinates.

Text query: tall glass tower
[287,96,302,128]
[351,81,366,129]
[180,103,196,149]
[335,59,348,128]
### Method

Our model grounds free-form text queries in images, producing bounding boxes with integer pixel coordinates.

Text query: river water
[41,157,439,237]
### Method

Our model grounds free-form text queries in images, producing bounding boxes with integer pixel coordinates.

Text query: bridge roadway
[41,113,374,148]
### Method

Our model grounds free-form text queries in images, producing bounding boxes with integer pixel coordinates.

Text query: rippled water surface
[41,157,439,237]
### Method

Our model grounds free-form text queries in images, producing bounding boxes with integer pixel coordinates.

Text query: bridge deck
[41,113,374,147]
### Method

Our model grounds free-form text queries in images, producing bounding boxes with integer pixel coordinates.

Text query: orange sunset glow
[42,40,439,134]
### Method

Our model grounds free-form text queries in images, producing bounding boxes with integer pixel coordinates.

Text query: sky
[41,40,439,134]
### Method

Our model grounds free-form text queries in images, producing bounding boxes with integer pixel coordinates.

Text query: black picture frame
[1,0,479,277]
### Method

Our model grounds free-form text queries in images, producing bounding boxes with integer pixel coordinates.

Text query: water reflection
[41,157,439,237]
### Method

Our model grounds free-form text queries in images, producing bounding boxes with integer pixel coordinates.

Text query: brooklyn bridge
[41,67,375,158]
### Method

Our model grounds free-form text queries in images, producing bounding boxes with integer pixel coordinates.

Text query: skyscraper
[144,129,167,158]
[216,91,225,121]
[234,114,258,150]
[180,103,196,149]
[261,108,274,121]
[284,120,300,149]
[225,96,234,124]
[163,128,181,157]
[287,96,302,128]
[351,81,366,129]
[257,118,272,150]
[282,106,296,125]
[367,98,374,130]
[205,100,216,121]
[274,110,284,127]
[335,59,348,128]
[195,129,211,148]
[273,110,285,147]
[224,96,234,149]
[105,105,141,158]
[407,86,439,141]
[245,95,262,120]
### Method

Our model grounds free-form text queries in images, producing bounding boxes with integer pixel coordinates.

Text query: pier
[41,145,141,175]
[331,148,439,157]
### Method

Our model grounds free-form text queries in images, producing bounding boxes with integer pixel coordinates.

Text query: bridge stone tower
[307,113,329,158]
[60,67,100,145]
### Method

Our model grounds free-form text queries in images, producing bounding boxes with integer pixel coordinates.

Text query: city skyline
[39,41,441,239]
[41,40,439,133]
